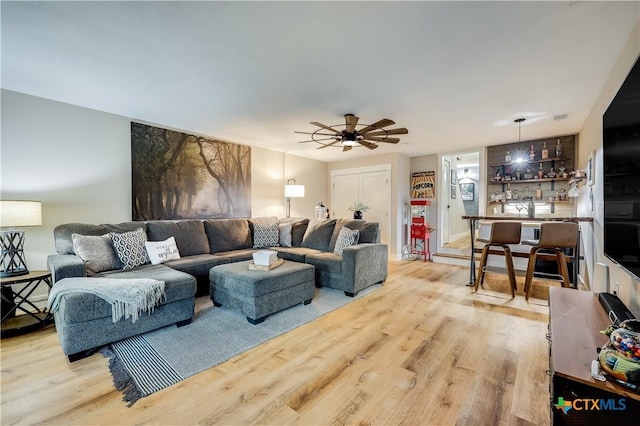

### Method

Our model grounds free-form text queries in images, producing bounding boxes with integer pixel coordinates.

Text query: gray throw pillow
[72,233,121,276]
[333,227,360,255]
[253,223,280,248]
[110,227,150,270]
[279,222,293,247]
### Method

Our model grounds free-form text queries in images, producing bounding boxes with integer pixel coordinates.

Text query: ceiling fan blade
[362,127,409,136]
[294,131,339,136]
[362,136,400,143]
[310,121,341,135]
[357,118,395,135]
[297,137,337,143]
[358,140,379,150]
[345,114,359,133]
[316,140,341,149]
[343,145,353,152]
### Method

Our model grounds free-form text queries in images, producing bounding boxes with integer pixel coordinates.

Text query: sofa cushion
[333,227,360,255]
[110,228,150,270]
[273,247,322,263]
[55,222,147,255]
[300,219,336,251]
[215,249,257,263]
[147,220,209,257]
[71,233,121,275]
[304,252,343,276]
[145,237,181,265]
[328,219,380,251]
[204,219,252,253]
[253,222,280,248]
[163,253,230,280]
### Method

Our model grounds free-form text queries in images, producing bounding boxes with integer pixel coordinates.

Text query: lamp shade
[0,201,42,227]
[284,185,305,198]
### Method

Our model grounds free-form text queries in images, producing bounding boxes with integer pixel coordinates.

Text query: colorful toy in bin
[598,319,640,389]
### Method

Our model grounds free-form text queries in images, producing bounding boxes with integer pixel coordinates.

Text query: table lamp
[0,200,42,277]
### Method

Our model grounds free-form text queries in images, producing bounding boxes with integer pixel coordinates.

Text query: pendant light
[514,118,526,163]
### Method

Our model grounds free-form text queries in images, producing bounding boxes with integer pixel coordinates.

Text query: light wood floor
[1,261,553,425]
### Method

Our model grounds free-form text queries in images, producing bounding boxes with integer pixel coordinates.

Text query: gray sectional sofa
[47,217,388,361]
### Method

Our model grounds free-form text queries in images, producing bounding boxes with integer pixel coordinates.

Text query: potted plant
[347,201,370,219]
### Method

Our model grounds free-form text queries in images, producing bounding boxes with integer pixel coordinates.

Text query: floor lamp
[1,200,42,277]
[284,179,305,218]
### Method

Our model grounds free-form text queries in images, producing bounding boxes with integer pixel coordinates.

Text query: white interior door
[331,166,391,245]
[359,171,389,245]
[332,174,359,218]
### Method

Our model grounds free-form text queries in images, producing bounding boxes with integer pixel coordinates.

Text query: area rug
[101,284,381,405]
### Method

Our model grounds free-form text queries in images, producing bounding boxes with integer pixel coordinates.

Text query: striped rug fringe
[100,334,183,406]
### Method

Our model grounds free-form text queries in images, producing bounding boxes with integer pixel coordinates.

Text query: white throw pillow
[253,222,280,248]
[333,227,360,255]
[278,222,293,247]
[145,237,181,265]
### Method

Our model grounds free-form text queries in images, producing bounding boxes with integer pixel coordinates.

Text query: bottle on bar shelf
[555,138,562,158]
[529,144,536,160]
[542,142,549,159]
[538,163,544,179]
[535,183,543,200]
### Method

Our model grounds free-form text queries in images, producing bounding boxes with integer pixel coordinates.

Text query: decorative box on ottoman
[209,260,315,324]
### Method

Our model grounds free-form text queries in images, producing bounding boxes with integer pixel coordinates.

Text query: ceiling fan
[295,114,408,152]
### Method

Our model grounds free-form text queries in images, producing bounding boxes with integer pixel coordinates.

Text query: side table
[1,270,53,338]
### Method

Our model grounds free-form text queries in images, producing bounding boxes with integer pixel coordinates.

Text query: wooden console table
[549,287,639,424]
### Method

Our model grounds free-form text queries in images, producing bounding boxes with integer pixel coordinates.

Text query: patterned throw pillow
[110,227,150,269]
[145,237,181,265]
[253,222,280,248]
[333,227,360,255]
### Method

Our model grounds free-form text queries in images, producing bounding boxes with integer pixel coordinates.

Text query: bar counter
[461,215,593,286]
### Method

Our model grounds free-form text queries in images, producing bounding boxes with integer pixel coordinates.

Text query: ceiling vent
[553,114,568,121]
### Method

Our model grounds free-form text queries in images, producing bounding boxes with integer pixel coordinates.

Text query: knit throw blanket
[48,278,166,323]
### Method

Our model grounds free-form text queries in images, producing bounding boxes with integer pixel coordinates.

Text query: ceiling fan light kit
[295,114,408,152]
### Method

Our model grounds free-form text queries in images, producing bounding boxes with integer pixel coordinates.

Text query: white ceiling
[2,1,638,162]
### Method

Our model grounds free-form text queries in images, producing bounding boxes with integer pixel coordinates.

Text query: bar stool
[522,222,578,300]
[474,222,522,298]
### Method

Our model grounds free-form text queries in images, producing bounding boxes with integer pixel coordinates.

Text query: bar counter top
[462,215,593,222]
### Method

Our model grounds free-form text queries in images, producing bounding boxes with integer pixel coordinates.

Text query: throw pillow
[278,222,293,247]
[301,219,337,251]
[110,227,150,270]
[145,237,181,265]
[72,233,121,276]
[253,222,280,248]
[333,227,360,256]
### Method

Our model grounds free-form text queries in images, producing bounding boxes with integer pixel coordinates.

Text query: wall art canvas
[131,122,251,220]
[411,171,435,198]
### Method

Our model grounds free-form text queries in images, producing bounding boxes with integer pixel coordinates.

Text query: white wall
[410,154,439,256]
[577,18,640,314]
[1,90,329,273]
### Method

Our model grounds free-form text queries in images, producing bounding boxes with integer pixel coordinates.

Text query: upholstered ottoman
[209,260,315,324]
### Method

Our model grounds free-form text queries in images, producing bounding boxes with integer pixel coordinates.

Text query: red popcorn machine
[403,199,434,261]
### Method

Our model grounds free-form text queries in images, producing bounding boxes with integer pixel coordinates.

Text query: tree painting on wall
[131,122,251,220]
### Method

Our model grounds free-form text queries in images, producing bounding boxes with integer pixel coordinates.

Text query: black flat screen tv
[603,55,640,280]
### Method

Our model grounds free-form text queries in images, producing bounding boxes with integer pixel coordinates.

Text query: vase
[353,210,363,219]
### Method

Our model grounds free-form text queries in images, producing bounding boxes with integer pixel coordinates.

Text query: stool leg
[524,248,538,300]
[474,245,490,291]
[503,246,517,299]
[556,251,571,288]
